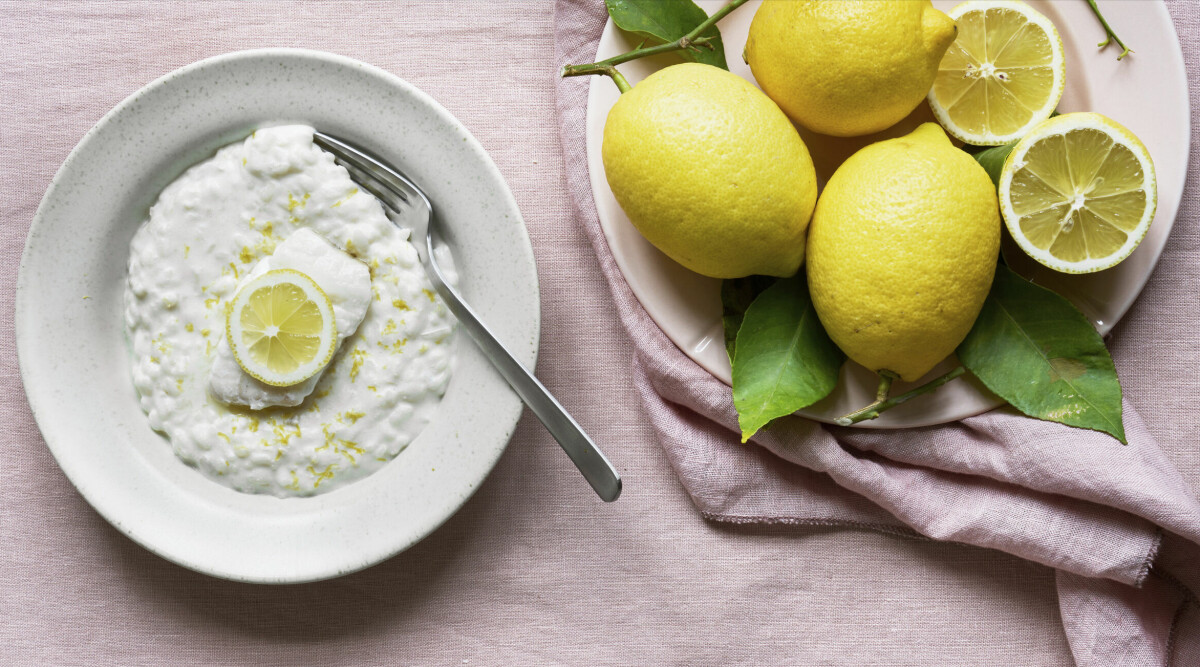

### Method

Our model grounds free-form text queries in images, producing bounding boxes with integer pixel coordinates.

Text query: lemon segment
[227,269,338,387]
[928,0,1065,145]
[999,112,1156,273]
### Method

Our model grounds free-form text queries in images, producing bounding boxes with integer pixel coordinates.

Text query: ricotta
[124,125,456,497]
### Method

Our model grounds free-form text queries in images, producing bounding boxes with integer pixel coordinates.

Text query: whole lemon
[745,0,956,137]
[602,63,818,279]
[807,123,1000,382]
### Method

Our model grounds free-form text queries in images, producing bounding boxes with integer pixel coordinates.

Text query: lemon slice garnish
[928,0,1065,146]
[999,112,1157,274]
[226,269,338,386]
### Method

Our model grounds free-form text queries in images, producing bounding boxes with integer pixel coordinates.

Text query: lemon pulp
[999,113,1156,273]
[227,269,337,386]
[928,0,1064,145]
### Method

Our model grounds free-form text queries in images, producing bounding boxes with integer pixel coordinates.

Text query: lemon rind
[998,113,1157,274]
[928,0,1066,146]
[226,268,339,387]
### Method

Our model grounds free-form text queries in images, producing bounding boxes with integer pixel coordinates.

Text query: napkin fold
[553,1,1200,664]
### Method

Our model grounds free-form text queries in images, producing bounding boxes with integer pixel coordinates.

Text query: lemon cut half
[999,112,1157,274]
[227,269,338,387]
[928,0,1065,146]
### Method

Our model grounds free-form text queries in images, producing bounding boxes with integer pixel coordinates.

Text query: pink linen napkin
[553,1,1200,664]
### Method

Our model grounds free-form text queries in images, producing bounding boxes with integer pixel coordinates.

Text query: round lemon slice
[999,112,1157,274]
[226,269,338,387]
[928,0,1065,146]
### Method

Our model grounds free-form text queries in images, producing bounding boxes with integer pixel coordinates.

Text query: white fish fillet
[208,228,372,410]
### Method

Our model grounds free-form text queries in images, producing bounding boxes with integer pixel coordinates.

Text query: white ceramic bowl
[16,49,540,583]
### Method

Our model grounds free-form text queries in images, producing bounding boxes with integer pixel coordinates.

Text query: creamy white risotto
[124,125,456,497]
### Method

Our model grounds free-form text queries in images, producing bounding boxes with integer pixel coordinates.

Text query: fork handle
[438,286,622,502]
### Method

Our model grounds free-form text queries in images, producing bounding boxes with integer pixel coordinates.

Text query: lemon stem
[833,370,898,424]
[1085,0,1133,61]
[874,370,898,402]
[609,67,632,94]
[835,366,967,426]
[560,0,749,91]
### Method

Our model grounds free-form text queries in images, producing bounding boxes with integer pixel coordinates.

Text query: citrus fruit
[227,269,338,387]
[602,63,817,279]
[998,112,1156,273]
[807,123,1001,382]
[927,0,1065,146]
[744,0,957,138]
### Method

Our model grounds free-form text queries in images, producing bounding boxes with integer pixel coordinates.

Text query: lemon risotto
[124,125,456,497]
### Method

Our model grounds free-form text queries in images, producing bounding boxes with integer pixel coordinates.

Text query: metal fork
[313,131,622,502]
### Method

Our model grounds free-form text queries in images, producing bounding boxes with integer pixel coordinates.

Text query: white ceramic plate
[16,49,539,583]
[587,0,1189,428]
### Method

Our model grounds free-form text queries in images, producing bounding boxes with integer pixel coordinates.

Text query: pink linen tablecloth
[1,2,1196,665]
[554,1,1200,664]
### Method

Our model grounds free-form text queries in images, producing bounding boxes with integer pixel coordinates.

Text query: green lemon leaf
[721,275,777,361]
[971,139,1018,187]
[957,264,1126,443]
[604,0,729,69]
[732,274,845,442]
[970,111,1058,186]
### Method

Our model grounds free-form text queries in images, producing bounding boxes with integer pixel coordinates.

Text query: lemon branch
[835,366,967,426]
[561,0,749,93]
[1086,0,1132,60]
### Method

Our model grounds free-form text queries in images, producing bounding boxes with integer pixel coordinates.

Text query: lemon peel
[745,0,956,138]
[602,63,817,279]
[806,123,1001,382]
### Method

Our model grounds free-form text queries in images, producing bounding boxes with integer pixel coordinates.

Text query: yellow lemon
[928,0,1066,146]
[807,123,1000,382]
[745,0,957,138]
[999,112,1156,273]
[602,63,818,279]
[227,269,337,387]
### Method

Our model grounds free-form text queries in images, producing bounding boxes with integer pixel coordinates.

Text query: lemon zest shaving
[349,347,367,382]
[331,188,358,208]
[308,464,336,488]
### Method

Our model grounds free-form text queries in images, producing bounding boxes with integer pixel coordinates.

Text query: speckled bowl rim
[16,49,540,583]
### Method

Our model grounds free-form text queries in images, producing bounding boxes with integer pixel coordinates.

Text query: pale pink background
[1,2,1195,665]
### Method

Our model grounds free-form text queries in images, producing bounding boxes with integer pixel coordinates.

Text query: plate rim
[16,47,540,583]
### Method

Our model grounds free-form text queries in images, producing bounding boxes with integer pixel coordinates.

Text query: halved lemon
[227,269,338,386]
[928,0,1065,146]
[999,112,1156,274]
